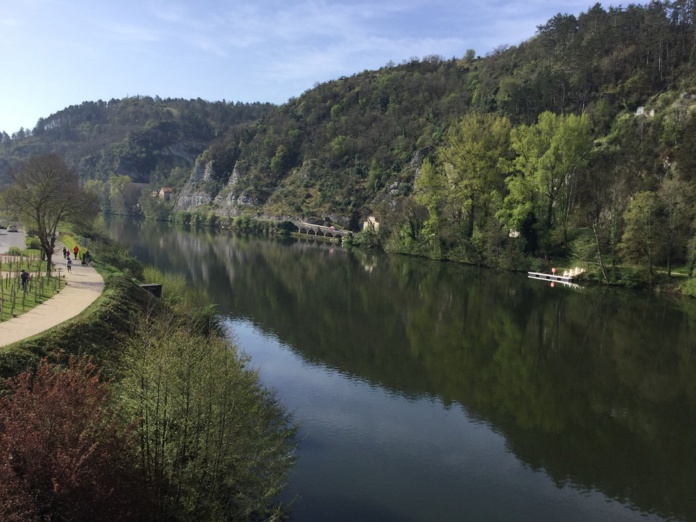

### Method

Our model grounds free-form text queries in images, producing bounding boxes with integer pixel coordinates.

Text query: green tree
[414,159,446,257]
[620,191,665,282]
[439,112,512,239]
[85,179,111,213]
[658,176,693,277]
[507,111,593,247]
[1,154,98,275]
[575,144,617,282]
[139,189,172,221]
[118,319,297,521]
[108,174,133,214]
[270,145,291,175]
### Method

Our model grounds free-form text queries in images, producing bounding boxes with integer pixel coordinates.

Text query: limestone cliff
[175,160,264,216]
[174,159,216,211]
[212,164,263,216]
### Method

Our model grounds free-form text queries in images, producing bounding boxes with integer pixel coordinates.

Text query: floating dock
[528,268,584,288]
[527,272,573,283]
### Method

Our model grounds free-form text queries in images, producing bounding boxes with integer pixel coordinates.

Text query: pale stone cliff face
[174,160,215,211]
[175,160,263,216]
[212,164,263,216]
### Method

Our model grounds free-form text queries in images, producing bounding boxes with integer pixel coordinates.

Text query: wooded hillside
[3,1,696,282]
[0,97,273,186]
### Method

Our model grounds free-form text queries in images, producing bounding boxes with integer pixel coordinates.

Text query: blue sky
[2,0,603,135]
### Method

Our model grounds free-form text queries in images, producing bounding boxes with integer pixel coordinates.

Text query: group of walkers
[61,245,91,274]
[15,244,93,293]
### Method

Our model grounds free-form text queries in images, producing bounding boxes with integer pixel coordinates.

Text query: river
[105,217,696,522]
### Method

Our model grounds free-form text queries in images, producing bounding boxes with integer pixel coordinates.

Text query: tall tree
[658,176,693,277]
[439,112,512,239]
[620,191,666,283]
[508,111,593,246]
[108,174,133,214]
[414,159,446,258]
[1,154,98,274]
[574,140,635,283]
[118,319,297,521]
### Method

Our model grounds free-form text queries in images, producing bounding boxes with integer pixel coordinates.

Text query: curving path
[0,243,104,348]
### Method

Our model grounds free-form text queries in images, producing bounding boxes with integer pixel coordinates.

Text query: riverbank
[0,233,298,520]
[133,213,696,294]
[0,274,147,378]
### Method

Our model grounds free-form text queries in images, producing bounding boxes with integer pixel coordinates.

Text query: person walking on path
[62,247,68,259]
[20,269,29,292]
[0,257,105,348]
[67,258,72,273]
[73,245,79,259]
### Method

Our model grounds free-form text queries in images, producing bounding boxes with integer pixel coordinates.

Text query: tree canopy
[1,154,98,273]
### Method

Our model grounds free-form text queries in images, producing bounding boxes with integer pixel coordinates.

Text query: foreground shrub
[0,357,149,521]
[118,319,297,521]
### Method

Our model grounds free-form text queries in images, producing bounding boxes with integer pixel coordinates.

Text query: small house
[362,216,380,232]
[158,187,174,201]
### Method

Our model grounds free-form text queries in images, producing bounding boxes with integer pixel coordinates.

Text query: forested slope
[0,97,273,186]
[3,1,696,282]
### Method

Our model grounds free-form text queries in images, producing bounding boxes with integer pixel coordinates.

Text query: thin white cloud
[102,22,162,43]
[187,33,228,56]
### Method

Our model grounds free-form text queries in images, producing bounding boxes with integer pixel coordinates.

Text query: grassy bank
[0,273,150,379]
[0,238,297,521]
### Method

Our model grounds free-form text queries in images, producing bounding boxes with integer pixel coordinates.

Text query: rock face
[165,141,206,164]
[174,160,216,211]
[175,160,264,216]
[213,164,263,216]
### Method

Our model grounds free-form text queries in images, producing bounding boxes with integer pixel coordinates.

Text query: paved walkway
[0,254,105,348]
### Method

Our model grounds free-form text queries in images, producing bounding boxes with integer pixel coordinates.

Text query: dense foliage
[0,357,147,521]
[119,318,296,521]
[0,97,274,188]
[0,263,297,520]
[3,2,696,283]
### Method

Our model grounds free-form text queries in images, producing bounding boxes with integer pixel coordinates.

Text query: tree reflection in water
[106,217,696,521]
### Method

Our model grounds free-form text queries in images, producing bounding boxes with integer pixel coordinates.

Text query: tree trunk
[45,252,53,278]
[592,222,609,283]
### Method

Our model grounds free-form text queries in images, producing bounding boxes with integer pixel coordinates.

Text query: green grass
[0,251,45,272]
[1,232,107,321]
[0,272,66,322]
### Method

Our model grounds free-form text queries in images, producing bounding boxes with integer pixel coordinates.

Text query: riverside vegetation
[0,233,298,521]
[3,2,696,290]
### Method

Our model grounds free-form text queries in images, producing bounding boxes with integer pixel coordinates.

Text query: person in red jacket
[73,245,79,260]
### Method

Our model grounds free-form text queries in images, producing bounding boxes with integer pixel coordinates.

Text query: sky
[1,0,603,135]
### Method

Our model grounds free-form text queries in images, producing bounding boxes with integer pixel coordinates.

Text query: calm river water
[105,218,696,522]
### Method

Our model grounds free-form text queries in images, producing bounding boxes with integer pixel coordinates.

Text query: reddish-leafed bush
[0,357,150,521]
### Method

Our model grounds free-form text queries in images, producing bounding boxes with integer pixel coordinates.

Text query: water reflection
[106,217,696,521]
